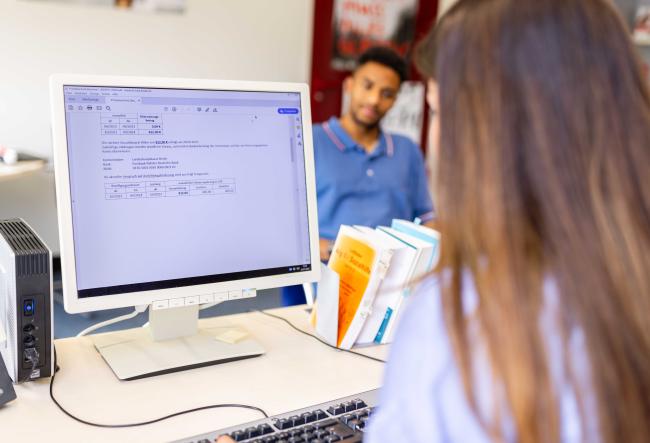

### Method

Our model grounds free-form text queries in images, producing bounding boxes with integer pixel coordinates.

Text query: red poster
[331,0,420,71]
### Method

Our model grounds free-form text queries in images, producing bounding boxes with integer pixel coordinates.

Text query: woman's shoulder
[365,274,489,442]
[367,271,592,443]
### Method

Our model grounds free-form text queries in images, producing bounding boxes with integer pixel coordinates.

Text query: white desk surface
[0,159,45,181]
[3,306,388,442]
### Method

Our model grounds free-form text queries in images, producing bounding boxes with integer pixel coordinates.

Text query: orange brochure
[328,233,376,347]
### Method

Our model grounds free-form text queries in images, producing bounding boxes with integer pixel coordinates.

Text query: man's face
[345,61,401,129]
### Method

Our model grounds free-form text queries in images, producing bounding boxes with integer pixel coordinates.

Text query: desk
[3,306,388,442]
[0,160,46,181]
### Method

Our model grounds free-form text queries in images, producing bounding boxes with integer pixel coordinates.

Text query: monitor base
[91,324,265,381]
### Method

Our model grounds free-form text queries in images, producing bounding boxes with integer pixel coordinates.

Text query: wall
[436,0,456,18]
[615,0,646,24]
[0,0,315,159]
[613,0,650,73]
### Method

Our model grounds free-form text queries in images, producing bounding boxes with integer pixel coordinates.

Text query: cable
[49,344,269,428]
[255,310,387,364]
[22,347,39,383]
[77,305,148,337]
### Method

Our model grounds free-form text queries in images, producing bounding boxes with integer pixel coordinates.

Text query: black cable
[256,309,387,364]
[49,344,269,428]
[22,348,39,383]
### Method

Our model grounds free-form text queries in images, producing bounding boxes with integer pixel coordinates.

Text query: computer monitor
[49,74,320,380]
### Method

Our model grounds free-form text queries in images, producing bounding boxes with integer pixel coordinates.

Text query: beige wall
[437,0,458,18]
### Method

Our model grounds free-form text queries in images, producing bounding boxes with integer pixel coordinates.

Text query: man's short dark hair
[356,46,409,83]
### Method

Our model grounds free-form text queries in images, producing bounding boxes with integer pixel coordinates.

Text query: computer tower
[0,218,53,382]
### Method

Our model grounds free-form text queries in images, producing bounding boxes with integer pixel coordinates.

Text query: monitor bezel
[50,74,321,314]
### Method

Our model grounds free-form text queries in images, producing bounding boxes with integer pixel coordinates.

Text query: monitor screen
[62,85,312,299]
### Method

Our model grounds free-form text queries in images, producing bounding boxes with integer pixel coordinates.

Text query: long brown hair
[416,0,650,442]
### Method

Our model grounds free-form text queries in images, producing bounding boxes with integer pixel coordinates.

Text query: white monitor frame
[50,74,321,315]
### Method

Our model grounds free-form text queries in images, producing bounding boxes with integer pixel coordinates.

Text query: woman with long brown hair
[365,0,650,442]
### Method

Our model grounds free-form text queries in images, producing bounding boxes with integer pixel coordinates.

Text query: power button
[23,299,35,317]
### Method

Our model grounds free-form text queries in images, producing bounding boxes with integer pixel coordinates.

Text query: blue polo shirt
[314,117,435,240]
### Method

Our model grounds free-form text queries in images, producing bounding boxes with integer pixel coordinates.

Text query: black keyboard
[173,389,379,443]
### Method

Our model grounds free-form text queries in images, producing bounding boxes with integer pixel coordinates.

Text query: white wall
[0,0,314,158]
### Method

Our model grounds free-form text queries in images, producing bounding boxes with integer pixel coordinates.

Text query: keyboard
[173,389,379,443]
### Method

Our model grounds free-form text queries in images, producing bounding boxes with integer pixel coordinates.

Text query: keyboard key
[231,430,246,441]
[246,426,261,438]
[347,419,362,431]
[262,437,279,443]
[339,414,354,425]
[314,409,328,420]
[302,411,317,423]
[314,419,339,430]
[341,401,355,412]
[274,418,292,430]
[352,399,367,409]
[258,424,274,435]
[327,405,345,415]
[324,424,354,439]
[289,415,306,426]
[287,437,305,443]
[324,436,340,442]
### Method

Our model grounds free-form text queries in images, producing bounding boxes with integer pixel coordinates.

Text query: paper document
[214,328,249,344]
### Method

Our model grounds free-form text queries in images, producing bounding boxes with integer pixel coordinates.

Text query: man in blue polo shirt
[282,47,434,305]
[315,46,434,261]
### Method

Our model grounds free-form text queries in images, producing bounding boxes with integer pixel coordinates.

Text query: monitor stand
[89,304,265,380]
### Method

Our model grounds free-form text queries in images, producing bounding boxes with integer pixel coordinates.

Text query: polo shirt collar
[323,117,394,158]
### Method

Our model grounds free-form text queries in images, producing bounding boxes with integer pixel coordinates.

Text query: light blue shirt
[366,274,596,442]
[313,117,434,240]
